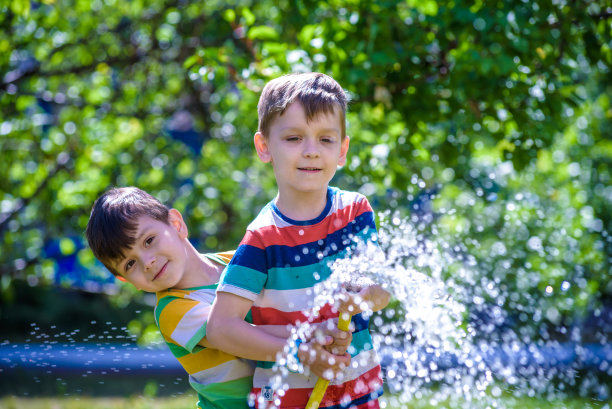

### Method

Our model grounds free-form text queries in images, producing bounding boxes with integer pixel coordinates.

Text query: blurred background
[1,0,611,408]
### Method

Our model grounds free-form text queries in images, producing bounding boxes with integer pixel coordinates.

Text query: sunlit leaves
[247,25,278,41]
[10,0,31,17]
[0,1,610,346]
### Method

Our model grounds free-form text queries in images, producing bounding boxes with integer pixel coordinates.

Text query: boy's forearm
[206,292,287,361]
[206,316,287,361]
[258,324,292,338]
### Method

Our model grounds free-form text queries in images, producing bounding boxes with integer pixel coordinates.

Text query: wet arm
[204,293,352,379]
[205,291,287,361]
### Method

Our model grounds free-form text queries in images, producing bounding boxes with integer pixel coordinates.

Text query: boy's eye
[286,136,300,141]
[125,259,135,272]
[145,236,154,247]
[321,137,334,143]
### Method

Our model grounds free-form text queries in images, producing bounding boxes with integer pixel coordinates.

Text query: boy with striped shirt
[85,187,352,409]
[207,73,391,409]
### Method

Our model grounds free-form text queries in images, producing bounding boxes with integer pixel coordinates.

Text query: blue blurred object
[164,110,209,154]
[43,236,115,291]
[2,342,609,375]
[0,343,181,374]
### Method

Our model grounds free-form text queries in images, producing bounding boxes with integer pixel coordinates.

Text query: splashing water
[2,210,610,407]
[259,211,611,409]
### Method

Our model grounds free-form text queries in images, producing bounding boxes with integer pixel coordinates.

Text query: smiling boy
[207,73,390,409]
[85,186,352,409]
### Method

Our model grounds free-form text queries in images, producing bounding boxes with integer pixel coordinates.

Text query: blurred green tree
[1,0,610,339]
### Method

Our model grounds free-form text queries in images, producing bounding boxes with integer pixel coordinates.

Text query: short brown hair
[257,72,349,138]
[85,187,169,275]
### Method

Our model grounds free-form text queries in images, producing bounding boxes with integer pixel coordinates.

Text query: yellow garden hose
[305,312,352,409]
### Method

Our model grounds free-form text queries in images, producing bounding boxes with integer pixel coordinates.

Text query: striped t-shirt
[218,187,383,409]
[155,252,254,409]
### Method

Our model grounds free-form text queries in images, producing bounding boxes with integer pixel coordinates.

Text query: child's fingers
[304,345,352,380]
[332,330,352,346]
[334,353,351,371]
[321,335,334,345]
[334,329,350,340]
[324,332,352,355]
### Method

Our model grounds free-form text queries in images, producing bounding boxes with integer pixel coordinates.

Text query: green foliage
[1,0,610,339]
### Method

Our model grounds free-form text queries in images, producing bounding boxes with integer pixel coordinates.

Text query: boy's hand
[336,287,373,316]
[336,283,391,315]
[297,336,351,381]
[313,320,352,355]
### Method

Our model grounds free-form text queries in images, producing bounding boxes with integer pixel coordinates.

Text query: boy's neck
[172,244,223,289]
[275,187,328,221]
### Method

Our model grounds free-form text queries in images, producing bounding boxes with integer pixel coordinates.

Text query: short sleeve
[157,297,211,353]
[217,231,268,301]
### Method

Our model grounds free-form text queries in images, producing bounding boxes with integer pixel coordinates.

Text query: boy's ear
[254,132,272,163]
[338,135,350,166]
[168,208,188,238]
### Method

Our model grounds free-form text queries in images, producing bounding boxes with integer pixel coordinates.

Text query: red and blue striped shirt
[218,187,383,409]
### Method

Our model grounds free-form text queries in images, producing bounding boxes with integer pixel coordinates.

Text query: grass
[0,395,197,409]
[0,394,608,409]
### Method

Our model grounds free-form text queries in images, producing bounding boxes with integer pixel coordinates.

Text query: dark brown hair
[85,187,169,275]
[257,72,349,138]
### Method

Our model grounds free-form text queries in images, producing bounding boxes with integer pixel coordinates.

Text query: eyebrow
[134,228,149,243]
[317,127,340,135]
[280,126,340,134]
[115,227,150,270]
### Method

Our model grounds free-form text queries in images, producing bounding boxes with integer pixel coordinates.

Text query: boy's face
[254,101,349,199]
[110,210,189,292]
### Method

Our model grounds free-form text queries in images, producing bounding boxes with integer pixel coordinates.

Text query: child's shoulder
[329,186,370,208]
[245,201,282,232]
[155,286,217,308]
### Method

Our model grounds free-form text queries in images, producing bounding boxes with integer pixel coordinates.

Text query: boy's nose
[144,255,156,271]
[303,139,320,157]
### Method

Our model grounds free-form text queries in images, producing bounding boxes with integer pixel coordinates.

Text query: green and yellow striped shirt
[155,251,254,409]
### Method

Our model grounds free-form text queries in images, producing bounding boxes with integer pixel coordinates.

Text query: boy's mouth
[153,261,168,281]
[298,167,322,172]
